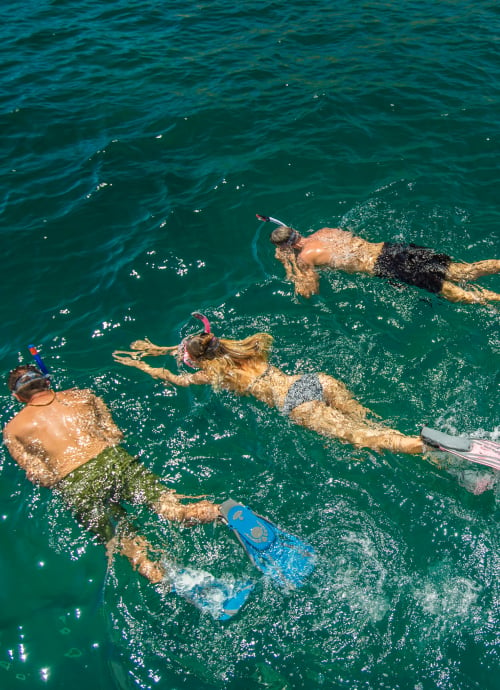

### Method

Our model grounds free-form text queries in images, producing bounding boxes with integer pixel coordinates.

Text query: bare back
[3,389,123,486]
[298,227,384,273]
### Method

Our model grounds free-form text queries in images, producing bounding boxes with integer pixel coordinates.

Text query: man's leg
[440,280,500,303]
[446,259,500,282]
[154,491,220,524]
[120,452,221,525]
[113,533,165,584]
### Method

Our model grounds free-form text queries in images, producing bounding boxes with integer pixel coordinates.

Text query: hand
[112,351,146,368]
[112,339,156,361]
[129,339,178,358]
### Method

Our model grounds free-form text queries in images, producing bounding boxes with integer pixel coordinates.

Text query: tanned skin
[273,225,500,303]
[4,375,219,584]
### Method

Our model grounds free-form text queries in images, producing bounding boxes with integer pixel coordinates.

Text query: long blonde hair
[185,332,273,391]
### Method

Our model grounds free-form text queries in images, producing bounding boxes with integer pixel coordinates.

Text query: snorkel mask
[12,344,51,393]
[180,312,220,369]
[12,369,49,393]
[256,214,299,246]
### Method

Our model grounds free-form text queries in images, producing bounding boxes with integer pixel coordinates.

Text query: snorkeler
[261,215,500,303]
[3,365,219,579]
[4,361,314,619]
[114,314,420,456]
[113,313,500,473]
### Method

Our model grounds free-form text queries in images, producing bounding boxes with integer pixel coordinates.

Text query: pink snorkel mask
[180,312,215,368]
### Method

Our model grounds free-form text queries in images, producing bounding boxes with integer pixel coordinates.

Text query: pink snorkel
[181,312,213,368]
[191,311,211,334]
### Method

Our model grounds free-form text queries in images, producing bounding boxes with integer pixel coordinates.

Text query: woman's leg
[318,374,372,420]
[289,401,424,454]
[114,534,165,583]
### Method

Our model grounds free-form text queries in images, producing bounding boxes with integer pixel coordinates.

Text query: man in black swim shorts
[270,223,500,303]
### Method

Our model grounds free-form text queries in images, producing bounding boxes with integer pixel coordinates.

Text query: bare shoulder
[298,240,330,266]
[3,414,19,437]
[310,226,357,243]
[58,388,96,403]
[2,424,24,463]
[3,408,31,441]
[314,226,345,238]
[3,398,31,430]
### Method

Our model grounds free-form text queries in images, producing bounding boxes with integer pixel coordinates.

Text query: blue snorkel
[28,344,50,376]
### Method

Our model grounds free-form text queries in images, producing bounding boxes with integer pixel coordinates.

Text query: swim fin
[421,427,500,471]
[168,566,254,621]
[220,499,315,588]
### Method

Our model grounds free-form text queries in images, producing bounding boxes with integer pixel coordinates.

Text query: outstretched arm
[116,338,178,359]
[275,247,319,298]
[112,353,210,387]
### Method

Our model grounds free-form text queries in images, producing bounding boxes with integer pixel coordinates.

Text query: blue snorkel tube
[28,344,50,376]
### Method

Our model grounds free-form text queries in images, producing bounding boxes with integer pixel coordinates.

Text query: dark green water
[1,1,499,688]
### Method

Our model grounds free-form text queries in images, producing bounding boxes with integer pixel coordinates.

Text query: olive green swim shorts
[55,446,168,543]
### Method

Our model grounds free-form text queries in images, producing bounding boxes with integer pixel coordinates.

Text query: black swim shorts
[373,243,451,294]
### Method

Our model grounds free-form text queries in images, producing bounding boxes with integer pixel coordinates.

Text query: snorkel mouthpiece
[191,312,211,334]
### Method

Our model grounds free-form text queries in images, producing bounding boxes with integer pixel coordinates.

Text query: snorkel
[191,312,211,334]
[28,344,50,376]
[11,344,51,396]
[257,214,300,247]
[256,214,287,226]
[180,312,219,369]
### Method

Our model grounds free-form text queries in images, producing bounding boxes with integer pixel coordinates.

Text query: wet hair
[184,333,221,361]
[185,332,273,365]
[181,331,274,392]
[7,365,50,401]
[270,226,300,247]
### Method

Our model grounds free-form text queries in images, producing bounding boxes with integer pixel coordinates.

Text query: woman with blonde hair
[113,313,500,474]
[113,313,426,455]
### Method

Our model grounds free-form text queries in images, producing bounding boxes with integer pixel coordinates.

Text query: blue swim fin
[220,499,315,588]
[422,427,500,471]
[168,566,254,621]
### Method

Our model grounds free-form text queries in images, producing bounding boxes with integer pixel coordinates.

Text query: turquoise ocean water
[1,1,499,688]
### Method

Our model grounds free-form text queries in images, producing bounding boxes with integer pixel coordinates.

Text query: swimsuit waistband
[56,446,131,490]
